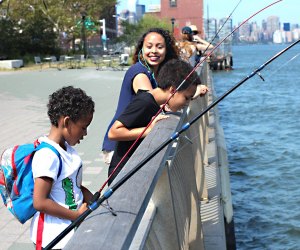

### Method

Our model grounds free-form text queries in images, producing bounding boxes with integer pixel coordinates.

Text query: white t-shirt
[30,136,84,249]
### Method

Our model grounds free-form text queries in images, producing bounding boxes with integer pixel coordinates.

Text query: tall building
[283,23,290,32]
[217,18,233,56]
[238,21,251,42]
[273,30,283,44]
[249,22,260,42]
[203,18,217,41]
[292,29,300,40]
[151,0,203,39]
[266,16,280,36]
[136,3,145,21]
[116,10,136,36]
[218,18,233,41]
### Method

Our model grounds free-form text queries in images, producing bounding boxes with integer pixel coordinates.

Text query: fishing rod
[45,1,283,248]
[184,0,282,84]
[45,37,299,250]
[93,0,283,197]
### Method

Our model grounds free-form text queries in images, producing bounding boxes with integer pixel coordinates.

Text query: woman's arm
[193,36,214,49]
[132,73,154,93]
[195,43,213,52]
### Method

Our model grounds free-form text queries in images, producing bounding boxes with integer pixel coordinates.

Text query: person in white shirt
[30,86,94,249]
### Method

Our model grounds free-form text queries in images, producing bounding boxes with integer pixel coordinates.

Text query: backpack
[0,141,62,224]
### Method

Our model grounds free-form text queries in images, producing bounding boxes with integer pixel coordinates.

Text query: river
[212,43,300,249]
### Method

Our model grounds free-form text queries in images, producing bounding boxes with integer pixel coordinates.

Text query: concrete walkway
[0,67,126,250]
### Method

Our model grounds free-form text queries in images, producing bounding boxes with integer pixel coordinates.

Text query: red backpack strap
[33,139,40,148]
[36,212,44,250]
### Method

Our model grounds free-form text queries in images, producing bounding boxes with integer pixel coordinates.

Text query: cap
[189,25,198,33]
[181,26,193,35]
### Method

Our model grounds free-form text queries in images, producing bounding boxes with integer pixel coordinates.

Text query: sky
[116,0,299,26]
[204,0,299,25]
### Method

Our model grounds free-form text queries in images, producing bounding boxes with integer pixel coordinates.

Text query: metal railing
[65,60,233,250]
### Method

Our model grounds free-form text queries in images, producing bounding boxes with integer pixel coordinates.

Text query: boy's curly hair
[47,86,95,127]
[132,28,179,71]
[156,59,201,91]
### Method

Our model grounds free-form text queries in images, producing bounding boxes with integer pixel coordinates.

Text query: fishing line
[45,29,299,250]
[267,52,300,78]
[94,1,283,197]
[102,38,300,204]
[168,126,208,158]
[182,0,283,88]
[201,0,242,57]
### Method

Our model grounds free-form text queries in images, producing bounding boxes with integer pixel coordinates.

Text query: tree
[18,10,59,56]
[0,18,18,58]
[117,15,173,47]
[5,0,115,33]
[1,0,116,56]
[139,15,172,34]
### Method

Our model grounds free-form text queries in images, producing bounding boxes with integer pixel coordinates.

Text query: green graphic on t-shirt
[62,178,77,210]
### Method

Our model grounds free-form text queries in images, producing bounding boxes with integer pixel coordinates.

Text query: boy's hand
[77,202,89,217]
[192,84,209,100]
[150,114,169,129]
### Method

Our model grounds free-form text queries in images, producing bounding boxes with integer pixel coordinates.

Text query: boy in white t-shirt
[30,86,94,249]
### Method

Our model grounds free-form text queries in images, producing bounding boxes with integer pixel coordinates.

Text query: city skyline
[117,0,299,26]
[117,0,160,13]
[204,0,299,26]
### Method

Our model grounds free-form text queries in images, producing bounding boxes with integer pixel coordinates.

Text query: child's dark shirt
[102,62,157,152]
[108,90,160,184]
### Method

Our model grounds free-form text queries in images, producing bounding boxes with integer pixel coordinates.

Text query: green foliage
[0,9,60,59]
[139,15,172,33]
[0,0,116,58]
[0,19,19,58]
[4,0,115,33]
[117,15,173,47]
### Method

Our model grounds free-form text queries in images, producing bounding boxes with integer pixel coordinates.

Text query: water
[212,44,300,249]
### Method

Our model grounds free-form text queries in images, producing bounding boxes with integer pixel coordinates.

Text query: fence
[64,61,234,250]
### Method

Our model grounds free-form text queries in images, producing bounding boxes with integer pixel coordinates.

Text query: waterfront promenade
[0,67,126,249]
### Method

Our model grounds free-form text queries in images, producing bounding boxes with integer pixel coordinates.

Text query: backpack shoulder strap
[36,142,63,178]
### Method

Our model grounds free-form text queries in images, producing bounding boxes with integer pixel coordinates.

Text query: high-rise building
[136,3,145,21]
[266,16,280,34]
[203,18,217,41]
[273,30,283,43]
[151,0,203,39]
[218,18,233,41]
[238,21,251,42]
[283,23,290,32]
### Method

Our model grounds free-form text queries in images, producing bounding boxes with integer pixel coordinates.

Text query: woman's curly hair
[132,28,179,72]
[47,86,95,127]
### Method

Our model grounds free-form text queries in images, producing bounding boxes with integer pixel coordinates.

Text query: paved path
[0,67,126,250]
